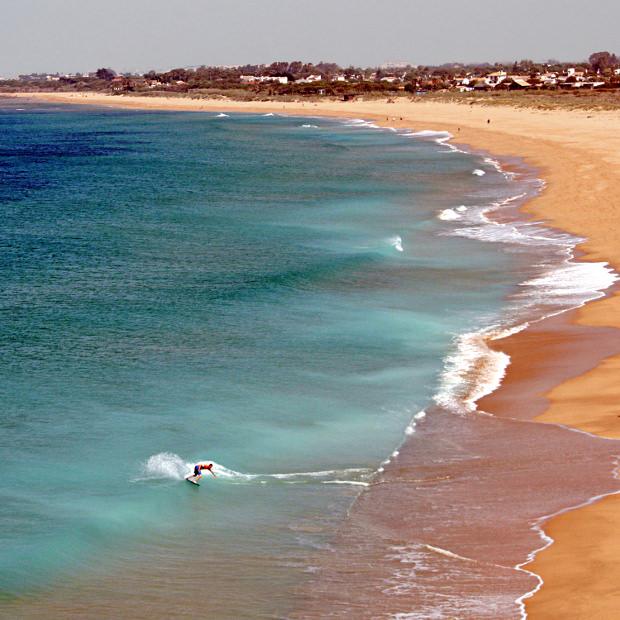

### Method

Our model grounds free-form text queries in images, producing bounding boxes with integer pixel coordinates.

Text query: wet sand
[479,310,620,618]
[7,92,620,617]
[292,407,619,618]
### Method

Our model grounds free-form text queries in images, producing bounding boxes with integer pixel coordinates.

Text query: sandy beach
[9,91,620,617]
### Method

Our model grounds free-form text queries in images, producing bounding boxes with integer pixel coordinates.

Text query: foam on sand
[517,261,617,310]
[434,327,515,413]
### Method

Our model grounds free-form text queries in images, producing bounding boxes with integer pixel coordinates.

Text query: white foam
[135,453,254,482]
[435,230,617,415]
[483,156,503,173]
[262,113,275,116]
[518,261,617,309]
[390,146,619,616]
[135,453,373,485]
[344,118,381,130]
[424,544,477,563]
[514,458,620,620]
[300,124,319,128]
[437,208,461,221]
[269,467,370,480]
[445,193,571,248]
[138,452,190,480]
[472,168,486,176]
[215,113,229,118]
[389,235,404,252]
[434,328,513,413]
[434,176,618,417]
[392,410,426,446]
[211,462,257,480]
[385,542,514,617]
[406,130,452,140]
[443,142,469,154]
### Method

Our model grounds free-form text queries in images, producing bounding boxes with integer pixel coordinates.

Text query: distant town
[2,52,619,99]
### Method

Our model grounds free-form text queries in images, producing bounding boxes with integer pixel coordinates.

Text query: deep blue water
[0,100,540,615]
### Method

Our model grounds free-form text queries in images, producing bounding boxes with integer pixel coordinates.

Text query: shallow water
[0,100,615,617]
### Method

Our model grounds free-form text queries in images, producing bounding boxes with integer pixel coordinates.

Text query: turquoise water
[0,101,543,615]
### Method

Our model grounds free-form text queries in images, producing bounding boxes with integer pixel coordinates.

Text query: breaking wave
[432,166,618,415]
[389,235,404,252]
[343,118,381,130]
[404,129,452,143]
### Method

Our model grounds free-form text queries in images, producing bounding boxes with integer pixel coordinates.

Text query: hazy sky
[1,0,618,76]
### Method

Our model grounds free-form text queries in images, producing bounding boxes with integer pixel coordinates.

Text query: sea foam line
[514,456,620,619]
[432,165,617,415]
[383,456,620,619]
[334,120,620,617]
[427,147,620,618]
[276,113,620,612]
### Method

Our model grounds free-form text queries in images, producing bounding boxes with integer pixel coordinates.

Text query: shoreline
[8,92,620,617]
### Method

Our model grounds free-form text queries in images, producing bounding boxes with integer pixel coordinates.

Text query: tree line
[6,52,618,96]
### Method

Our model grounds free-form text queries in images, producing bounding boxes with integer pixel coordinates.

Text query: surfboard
[185,475,200,486]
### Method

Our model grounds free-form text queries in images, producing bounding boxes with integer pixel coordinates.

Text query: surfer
[188,462,216,483]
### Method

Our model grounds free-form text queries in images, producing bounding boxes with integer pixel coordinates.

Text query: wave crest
[389,236,404,252]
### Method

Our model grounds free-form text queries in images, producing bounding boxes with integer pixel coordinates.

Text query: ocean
[0,99,616,618]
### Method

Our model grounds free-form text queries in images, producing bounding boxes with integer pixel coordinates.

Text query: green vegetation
[2,54,619,109]
[410,90,620,111]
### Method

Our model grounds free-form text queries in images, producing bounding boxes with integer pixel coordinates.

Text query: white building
[240,75,288,85]
[295,74,323,84]
[484,71,507,87]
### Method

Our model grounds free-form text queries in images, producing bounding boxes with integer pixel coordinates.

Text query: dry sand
[8,91,620,617]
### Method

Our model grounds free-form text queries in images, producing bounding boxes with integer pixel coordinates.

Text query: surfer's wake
[134,452,373,487]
